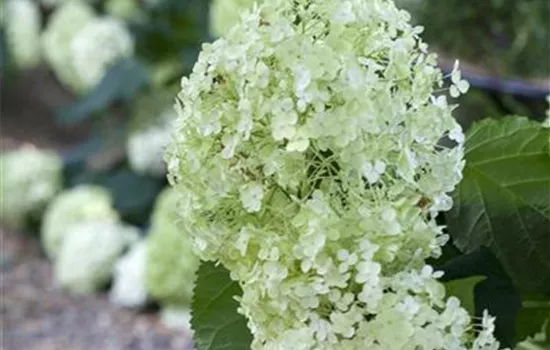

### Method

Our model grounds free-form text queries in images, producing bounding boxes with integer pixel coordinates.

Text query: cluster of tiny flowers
[0,146,62,229]
[109,240,149,308]
[3,0,42,69]
[55,220,139,294]
[41,0,96,92]
[41,1,134,92]
[166,0,497,349]
[41,185,119,259]
[209,0,257,37]
[71,16,134,89]
[127,109,176,177]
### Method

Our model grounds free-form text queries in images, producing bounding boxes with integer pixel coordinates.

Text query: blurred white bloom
[41,0,96,92]
[71,17,134,89]
[109,240,148,308]
[160,307,192,331]
[127,122,172,177]
[41,185,119,259]
[0,146,62,229]
[55,220,139,294]
[105,0,142,20]
[4,0,41,69]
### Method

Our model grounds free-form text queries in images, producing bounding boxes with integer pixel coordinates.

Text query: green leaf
[56,58,149,124]
[100,169,165,226]
[192,261,253,350]
[447,116,550,293]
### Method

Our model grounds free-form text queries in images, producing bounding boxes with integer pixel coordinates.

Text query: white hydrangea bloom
[41,185,119,259]
[167,0,500,348]
[109,240,149,308]
[41,0,96,92]
[160,307,192,331]
[127,113,175,177]
[71,17,134,89]
[209,0,257,37]
[55,220,139,295]
[4,0,41,69]
[0,146,62,229]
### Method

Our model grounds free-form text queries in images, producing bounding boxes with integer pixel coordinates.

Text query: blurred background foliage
[0,0,549,348]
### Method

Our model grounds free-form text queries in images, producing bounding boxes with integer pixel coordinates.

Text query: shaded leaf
[192,261,252,350]
[100,169,165,226]
[56,58,149,124]
[446,116,550,293]
[439,247,521,347]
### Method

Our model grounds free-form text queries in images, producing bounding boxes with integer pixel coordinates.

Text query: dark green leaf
[192,261,253,350]
[56,58,149,124]
[439,247,520,347]
[446,116,550,293]
[101,169,165,226]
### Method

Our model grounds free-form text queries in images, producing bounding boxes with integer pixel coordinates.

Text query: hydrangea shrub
[41,185,119,259]
[3,0,42,69]
[109,240,149,308]
[145,188,199,308]
[0,146,62,229]
[41,0,96,92]
[55,220,139,294]
[71,16,134,89]
[167,0,500,348]
[126,91,179,176]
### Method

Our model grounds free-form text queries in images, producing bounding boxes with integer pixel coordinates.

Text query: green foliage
[56,57,149,124]
[191,261,252,350]
[400,0,550,78]
[516,297,550,342]
[131,0,210,66]
[447,116,550,293]
[100,169,165,225]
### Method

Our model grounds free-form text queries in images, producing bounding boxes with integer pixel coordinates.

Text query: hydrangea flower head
[167,0,499,348]
[41,185,119,259]
[3,0,41,69]
[41,0,96,92]
[55,220,139,294]
[145,188,199,308]
[127,91,179,176]
[71,16,134,89]
[0,146,62,229]
[109,240,149,308]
